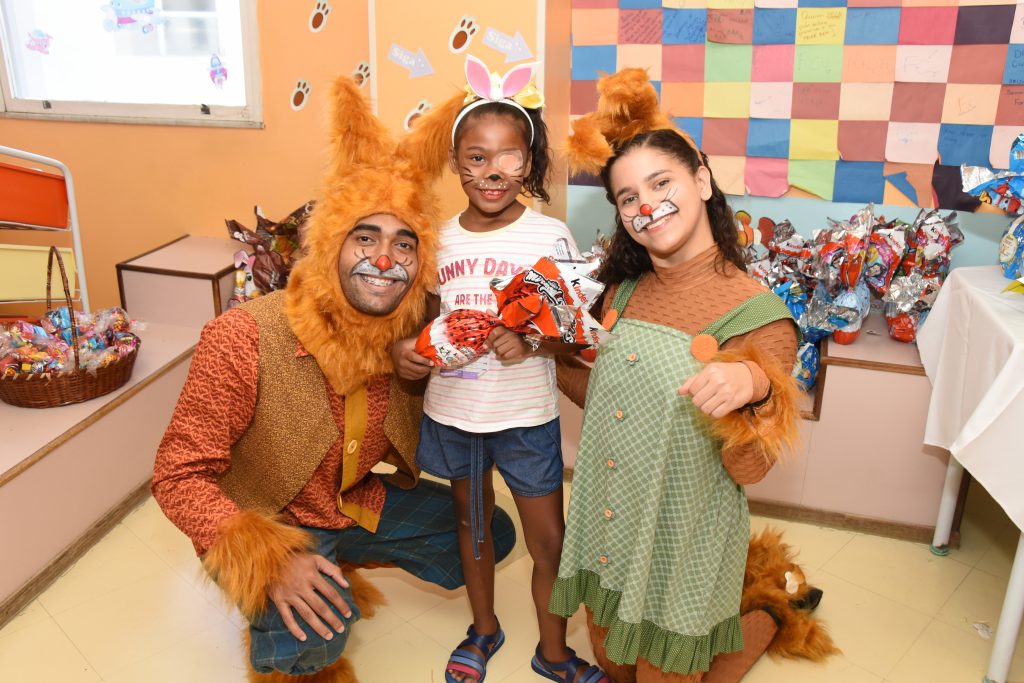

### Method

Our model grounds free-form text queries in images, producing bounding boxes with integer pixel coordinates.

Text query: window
[0,0,261,127]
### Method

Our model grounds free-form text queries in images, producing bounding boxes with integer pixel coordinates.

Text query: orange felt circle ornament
[690,334,719,363]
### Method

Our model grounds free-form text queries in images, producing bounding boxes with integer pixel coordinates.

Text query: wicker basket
[0,247,139,408]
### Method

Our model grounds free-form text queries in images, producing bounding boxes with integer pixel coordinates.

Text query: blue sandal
[445,620,505,683]
[531,646,610,683]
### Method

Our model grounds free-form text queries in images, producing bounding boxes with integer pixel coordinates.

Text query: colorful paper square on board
[752,44,795,81]
[702,118,751,155]
[790,119,840,159]
[838,120,888,161]
[572,9,621,45]
[705,42,753,81]
[707,8,755,43]
[663,44,706,81]
[833,161,885,203]
[844,8,899,45]
[791,82,841,118]
[948,44,1009,84]
[673,116,705,147]
[747,118,792,157]
[752,8,796,44]
[661,82,706,116]
[938,123,994,166]
[619,9,663,43]
[750,81,794,118]
[955,5,1015,46]
[662,8,707,43]
[793,45,843,81]
[838,82,894,120]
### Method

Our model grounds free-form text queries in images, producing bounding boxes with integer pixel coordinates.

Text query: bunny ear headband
[452,54,544,145]
[565,68,703,177]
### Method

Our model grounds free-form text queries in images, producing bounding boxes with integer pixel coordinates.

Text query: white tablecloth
[917,265,1024,532]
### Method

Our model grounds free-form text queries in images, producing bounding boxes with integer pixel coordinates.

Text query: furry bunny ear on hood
[285,75,445,396]
[565,68,701,177]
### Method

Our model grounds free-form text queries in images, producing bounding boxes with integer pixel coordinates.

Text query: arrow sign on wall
[388,44,433,78]
[482,28,532,63]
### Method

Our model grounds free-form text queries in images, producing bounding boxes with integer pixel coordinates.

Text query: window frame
[0,0,263,129]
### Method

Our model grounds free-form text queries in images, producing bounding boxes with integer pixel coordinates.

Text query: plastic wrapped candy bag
[792,342,819,392]
[900,209,964,282]
[831,281,872,345]
[999,215,1024,279]
[416,256,612,370]
[812,205,875,294]
[799,287,859,344]
[768,219,814,278]
[882,272,941,343]
[773,280,808,322]
[962,133,1024,215]
[0,307,140,376]
[864,222,908,295]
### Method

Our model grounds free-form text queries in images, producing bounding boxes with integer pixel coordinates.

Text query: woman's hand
[267,552,352,642]
[678,361,755,418]
[390,336,433,380]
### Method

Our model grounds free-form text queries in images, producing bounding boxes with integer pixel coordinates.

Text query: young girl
[549,69,801,683]
[392,56,610,683]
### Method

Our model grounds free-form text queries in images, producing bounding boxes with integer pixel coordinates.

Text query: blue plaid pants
[248,479,517,675]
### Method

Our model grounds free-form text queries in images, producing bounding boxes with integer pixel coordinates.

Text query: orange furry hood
[566,68,697,176]
[286,76,442,396]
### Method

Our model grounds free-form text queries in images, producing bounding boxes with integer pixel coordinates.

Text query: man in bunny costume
[152,76,516,683]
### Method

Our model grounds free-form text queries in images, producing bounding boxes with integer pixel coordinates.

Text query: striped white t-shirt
[423,207,579,433]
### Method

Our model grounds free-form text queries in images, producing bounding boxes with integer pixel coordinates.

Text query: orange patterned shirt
[152,309,390,555]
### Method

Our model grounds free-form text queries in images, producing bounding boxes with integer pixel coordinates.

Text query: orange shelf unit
[0,161,69,229]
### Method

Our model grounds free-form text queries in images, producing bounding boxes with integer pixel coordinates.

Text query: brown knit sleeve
[717,319,799,485]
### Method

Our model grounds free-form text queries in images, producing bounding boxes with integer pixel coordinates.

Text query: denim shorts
[416,415,564,497]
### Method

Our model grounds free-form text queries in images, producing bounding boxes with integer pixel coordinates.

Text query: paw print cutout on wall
[309,1,331,33]
[448,16,477,54]
[404,100,432,131]
[352,61,371,88]
[290,81,311,111]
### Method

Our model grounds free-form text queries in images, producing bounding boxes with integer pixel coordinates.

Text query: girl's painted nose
[374,255,392,272]
[639,203,654,216]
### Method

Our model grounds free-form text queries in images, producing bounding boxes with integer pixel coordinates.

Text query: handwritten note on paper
[795,8,845,45]
[938,124,992,167]
[619,9,663,43]
[885,122,940,164]
[662,9,707,44]
[707,9,754,44]
[750,82,793,118]
[895,46,952,84]
[942,84,1000,125]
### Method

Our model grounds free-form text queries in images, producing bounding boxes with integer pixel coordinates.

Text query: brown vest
[217,291,423,514]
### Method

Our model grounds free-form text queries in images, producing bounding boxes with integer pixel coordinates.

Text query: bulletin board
[570,0,1024,209]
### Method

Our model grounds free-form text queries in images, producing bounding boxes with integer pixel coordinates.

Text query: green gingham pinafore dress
[550,277,795,675]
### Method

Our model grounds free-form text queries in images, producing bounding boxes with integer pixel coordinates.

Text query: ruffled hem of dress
[549,570,743,675]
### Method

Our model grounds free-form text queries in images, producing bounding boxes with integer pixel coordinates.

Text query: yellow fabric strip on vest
[338,384,380,533]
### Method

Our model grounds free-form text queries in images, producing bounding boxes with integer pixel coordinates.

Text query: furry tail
[203,510,314,619]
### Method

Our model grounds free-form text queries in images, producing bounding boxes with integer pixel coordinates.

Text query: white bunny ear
[465,54,493,100]
[234,250,247,268]
[501,62,536,99]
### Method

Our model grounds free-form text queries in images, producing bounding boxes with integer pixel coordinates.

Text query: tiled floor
[3,476,1023,683]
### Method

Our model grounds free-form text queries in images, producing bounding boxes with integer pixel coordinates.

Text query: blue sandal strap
[531,646,609,683]
[445,622,505,683]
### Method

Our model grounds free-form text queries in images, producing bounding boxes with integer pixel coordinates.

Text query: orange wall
[0,1,370,310]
